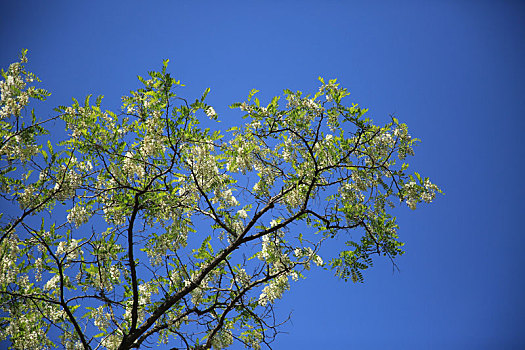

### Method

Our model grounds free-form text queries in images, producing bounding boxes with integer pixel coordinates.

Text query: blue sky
[1,1,525,349]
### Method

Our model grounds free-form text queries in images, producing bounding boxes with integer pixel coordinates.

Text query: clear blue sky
[1,1,524,349]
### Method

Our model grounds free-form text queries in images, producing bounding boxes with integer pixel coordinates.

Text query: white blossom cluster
[232,219,244,236]
[187,142,224,194]
[54,163,82,201]
[252,162,277,196]
[122,151,145,179]
[34,257,44,282]
[360,129,398,167]
[93,305,110,329]
[237,208,248,219]
[0,133,39,163]
[186,272,212,306]
[393,125,414,160]
[281,140,294,162]
[226,141,255,174]
[99,177,127,225]
[44,274,60,291]
[258,232,283,263]
[258,242,320,307]
[313,134,340,168]
[5,311,49,350]
[77,160,93,173]
[380,131,394,145]
[212,187,239,208]
[87,263,120,292]
[41,303,66,323]
[205,106,217,118]
[233,268,250,287]
[283,184,308,208]
[0,57,33,118]
[55,238,82,261]
[241,330,263,350]
[339,182,366,204]
[17,184,36,209]
[210,328,234,349]
[109,264,120,282]
[286,94,323,115]
[0,57,42,162]
[63,338,83,350]
[327,112,339,132]
[294,247,324,269]
[100,332,122,350]
[0,235,20,285]
[140,113,166,157]
[258,274,289,307]
[123,282,158,325]
[64,106,91,139]
[318,79,338,96]
[403,178,439,210]
[351,170,371,192]
[67,203,91,227]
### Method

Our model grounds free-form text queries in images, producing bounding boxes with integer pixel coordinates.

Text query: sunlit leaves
[0,51,441,350]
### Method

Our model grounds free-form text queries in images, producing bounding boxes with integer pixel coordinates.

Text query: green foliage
[0,50,441,350]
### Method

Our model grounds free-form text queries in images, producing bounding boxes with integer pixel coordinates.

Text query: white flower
[109,265,120,281]
[234,269,250,286]
[210,329,233,349]
[56,241,67,255]
[237,209,248,219]
[67,204,91,227]
[314,255,324,266]
[93,306,110,329]
[205,106,216,118]
[258,275,289,306]
[44,274,60,291]
[232,220,244,235]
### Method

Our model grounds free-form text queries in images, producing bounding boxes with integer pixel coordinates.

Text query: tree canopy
[0,50,441,350]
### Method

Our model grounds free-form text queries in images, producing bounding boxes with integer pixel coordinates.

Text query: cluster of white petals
[0,57,42,161]
[55,239,82,261]
[67,204,91,227]
[237,209,248,219]
[100,333,122,350]
[122,151,145,179]
[54,164,82,201]
[213,187,239,208]
[0,236,20,285]
[44,274,60,291]
[140,113,165,157]
[93,306,110,329]
[210,329,234,349]
[403,178,439,210]
[0,59,31,118]
[233,268,250,287]
[294,247,324,269]
[5,311,49,350]
[205,106,216,118]
[258,274,289,306]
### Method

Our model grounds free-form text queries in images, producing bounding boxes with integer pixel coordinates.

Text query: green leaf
[248,88,259,101]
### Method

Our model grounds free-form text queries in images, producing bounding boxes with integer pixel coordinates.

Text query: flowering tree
[0,50,441,350]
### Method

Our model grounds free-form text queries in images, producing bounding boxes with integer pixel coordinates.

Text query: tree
[0,50,441,350]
